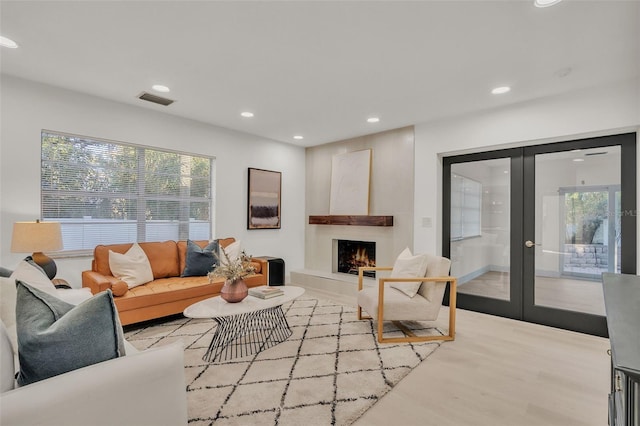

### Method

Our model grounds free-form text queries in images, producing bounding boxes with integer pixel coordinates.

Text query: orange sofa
[82,238,267,325]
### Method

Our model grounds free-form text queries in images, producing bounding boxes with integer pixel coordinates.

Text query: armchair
[357,253,457,343]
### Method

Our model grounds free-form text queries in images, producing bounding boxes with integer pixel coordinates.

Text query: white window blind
[451,173,482,240]
[41,131,213,253]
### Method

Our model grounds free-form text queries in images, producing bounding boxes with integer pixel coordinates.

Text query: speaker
[259,257,285,286]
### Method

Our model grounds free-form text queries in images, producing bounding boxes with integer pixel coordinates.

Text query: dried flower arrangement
[208,246,256,283]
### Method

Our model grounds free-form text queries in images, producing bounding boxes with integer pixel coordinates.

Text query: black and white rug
[124,297,442,426]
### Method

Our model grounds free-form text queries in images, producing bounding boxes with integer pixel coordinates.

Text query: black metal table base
[203,305,292,362]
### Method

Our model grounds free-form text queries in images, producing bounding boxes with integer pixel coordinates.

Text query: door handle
[524,240,539,248]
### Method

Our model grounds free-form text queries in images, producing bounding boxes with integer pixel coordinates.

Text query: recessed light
[534,0,562,8]
[0,36,18,49]
[491,86,511,95]
[573,158,585,162]
[367,117,380,123]
[241,112,254,118]
[152,84,170,93]
[293,135,304,140]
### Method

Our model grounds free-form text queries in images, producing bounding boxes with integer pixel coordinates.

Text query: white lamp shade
[11,221,63,253]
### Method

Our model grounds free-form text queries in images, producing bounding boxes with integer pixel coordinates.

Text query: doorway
[443,133,636,336]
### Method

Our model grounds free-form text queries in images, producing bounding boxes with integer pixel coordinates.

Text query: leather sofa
[82,238,267,325]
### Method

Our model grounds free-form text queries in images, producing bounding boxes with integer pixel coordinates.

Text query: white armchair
[357,253,457,343]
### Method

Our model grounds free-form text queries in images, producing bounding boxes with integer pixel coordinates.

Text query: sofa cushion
[182,240,219,277]
[16,281,125,386]
[218,237,236,249]
[94,241,180,279]
[140,241,181,279]
[113,273,265,312]
[109,243,154,289]
[357,285,440,321]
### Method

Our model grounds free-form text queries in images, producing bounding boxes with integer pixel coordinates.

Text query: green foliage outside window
[41,132,213,250]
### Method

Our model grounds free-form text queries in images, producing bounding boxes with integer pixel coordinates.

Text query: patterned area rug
[124,297,442,426]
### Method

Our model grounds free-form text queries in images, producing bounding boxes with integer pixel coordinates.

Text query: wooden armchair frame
[357,266,457,343]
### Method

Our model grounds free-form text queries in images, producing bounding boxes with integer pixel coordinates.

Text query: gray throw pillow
[182,239,219,277]
[16,281,125,386]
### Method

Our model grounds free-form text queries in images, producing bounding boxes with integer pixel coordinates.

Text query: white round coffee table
[184,285,305,362]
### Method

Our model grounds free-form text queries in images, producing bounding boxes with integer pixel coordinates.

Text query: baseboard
[290,269,368,301]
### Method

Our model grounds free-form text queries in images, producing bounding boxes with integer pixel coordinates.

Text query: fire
[337,240,376,278]
[351,248,375,268]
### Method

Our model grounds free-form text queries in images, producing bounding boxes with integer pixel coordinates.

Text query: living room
[1,1,639,425]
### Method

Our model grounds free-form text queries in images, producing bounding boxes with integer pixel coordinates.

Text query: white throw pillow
[10,260,56,294]
[56,288,93,305]
[220,240,241,265]
[389,248,429,298]
[108,243,154,289]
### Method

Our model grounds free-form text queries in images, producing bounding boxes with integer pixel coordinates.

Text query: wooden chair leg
[447,279,457,340]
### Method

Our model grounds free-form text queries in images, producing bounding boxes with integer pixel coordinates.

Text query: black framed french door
[443,133,636,336]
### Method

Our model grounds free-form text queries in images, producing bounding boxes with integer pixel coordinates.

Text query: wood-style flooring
[302,287,610,426]
[458,271,606,316]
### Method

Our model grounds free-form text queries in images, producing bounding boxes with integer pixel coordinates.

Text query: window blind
[451,174,482,240]
[41,131,213,253]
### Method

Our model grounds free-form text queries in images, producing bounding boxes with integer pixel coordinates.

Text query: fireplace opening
[336,240,376,278]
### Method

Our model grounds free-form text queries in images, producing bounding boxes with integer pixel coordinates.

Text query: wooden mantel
[308,215,393,226]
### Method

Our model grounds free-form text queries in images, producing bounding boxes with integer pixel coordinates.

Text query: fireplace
[335,239,376,278]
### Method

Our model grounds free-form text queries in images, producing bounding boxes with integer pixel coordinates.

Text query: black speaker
[258,257,285,286]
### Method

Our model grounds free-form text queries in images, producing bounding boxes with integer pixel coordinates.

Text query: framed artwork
[248,168,281,229]
[329,149,372,215]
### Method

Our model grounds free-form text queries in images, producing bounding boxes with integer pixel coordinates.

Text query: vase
[220,278,248,303]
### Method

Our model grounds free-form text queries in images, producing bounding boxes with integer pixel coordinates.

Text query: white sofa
[0,277,188,426]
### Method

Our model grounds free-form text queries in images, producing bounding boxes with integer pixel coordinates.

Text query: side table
[255,256,285,286]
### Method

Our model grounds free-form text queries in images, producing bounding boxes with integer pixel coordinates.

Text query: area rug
[124,297,443,426]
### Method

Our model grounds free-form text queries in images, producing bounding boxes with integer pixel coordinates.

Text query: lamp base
[31,252,57,280]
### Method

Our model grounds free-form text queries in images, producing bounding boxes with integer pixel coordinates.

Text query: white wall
[414,77,640,260]
[0,75,306,287]
[304,127,415,271]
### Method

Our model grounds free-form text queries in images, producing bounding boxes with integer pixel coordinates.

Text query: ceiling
[1,0,638,147]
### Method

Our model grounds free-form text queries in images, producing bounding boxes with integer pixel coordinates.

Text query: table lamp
[11,220,63,279]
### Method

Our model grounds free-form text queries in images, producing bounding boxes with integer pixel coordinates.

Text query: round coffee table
[183,286,305,362]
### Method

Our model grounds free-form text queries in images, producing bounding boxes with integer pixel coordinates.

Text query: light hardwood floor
[302,287,611,426]
[458,271,606,316]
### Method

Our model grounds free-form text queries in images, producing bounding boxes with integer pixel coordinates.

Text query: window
[450,174,482,240]
[560,185,621,277]
[41,131,214,253]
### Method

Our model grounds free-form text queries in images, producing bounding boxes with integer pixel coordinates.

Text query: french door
[443,133,636,336]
